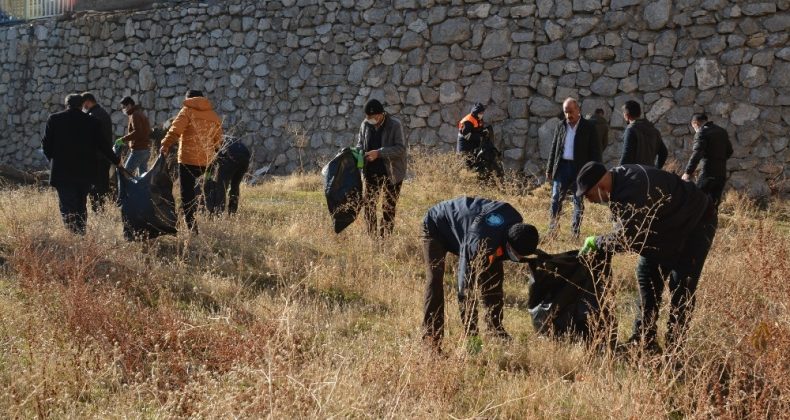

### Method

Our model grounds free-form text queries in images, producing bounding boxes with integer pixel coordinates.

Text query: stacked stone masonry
[0,0,788,197]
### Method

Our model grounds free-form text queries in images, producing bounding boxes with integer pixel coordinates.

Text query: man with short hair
[422,196,540,349]
[545,97,601,238]
[576,162,716,352]
[356,98,408,237]
[42,94,124,234]
[118,96,152,175]
[586,108,609,152]
[81,92,114,210]
[619,100,668,168]
[682,113,733,207]
[161,89,223,232]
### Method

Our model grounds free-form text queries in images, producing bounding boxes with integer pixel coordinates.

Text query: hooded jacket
[161,97,223,167]
[121,105,152,150]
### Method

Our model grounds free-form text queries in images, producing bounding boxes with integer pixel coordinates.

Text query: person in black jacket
[545,98,601,239]
[205,136,251,215]
[422,196,540,350]
[576,162,717,352]
[682,113,734,207]
[81,92,114,211]
[457,102,489,168]
[619,100,668,168]
[42,94,125,234]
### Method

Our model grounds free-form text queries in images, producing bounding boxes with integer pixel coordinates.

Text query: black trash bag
[525,250,611,340]
[322,147,362,233]
[117,154,178,240]
[472,128,504,181]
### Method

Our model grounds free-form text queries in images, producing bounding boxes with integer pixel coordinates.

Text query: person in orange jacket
[160,90,223,231]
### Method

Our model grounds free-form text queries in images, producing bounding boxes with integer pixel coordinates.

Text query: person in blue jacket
[422,196,540,349]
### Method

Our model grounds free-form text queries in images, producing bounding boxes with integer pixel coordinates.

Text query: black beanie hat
[364,99,385,115]
[471,102,486,116]
[186,90,204,98]
[507,223,540,256]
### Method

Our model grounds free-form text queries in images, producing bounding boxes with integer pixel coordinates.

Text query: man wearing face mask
[422,196,540,350]
[681,113,733,207]
[457,103,488,169]
[356,98,408,237]
[575,162,716,353]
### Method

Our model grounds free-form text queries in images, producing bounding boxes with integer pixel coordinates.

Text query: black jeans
[422,228,505,344]
[363,172,402,237]
[632,208,718,346]
[697,176,726,207]
[89,160,112,212]
[179,164,206,231]
[55,182,91,235]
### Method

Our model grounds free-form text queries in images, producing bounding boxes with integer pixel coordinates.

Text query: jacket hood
[183,97,214,111]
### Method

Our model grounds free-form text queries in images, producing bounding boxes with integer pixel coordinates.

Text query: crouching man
[575,162,717,353]
[422,196,540,350]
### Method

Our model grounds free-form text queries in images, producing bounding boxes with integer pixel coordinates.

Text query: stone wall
[0,0,788,197]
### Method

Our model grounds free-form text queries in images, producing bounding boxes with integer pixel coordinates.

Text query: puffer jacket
[161,97,223,167]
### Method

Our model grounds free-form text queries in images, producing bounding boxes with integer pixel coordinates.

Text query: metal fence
[1,0,74,23]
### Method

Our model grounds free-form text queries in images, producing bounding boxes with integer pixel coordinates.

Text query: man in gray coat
[356,99,408,237]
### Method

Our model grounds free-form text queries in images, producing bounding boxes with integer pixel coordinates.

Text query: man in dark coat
[356,98,408,237]
[587,108,609,152]
[576,162,717,352]
[42,94,124,234]
[81,92,114,211]
[457,102,489,168]
[422,196,540,350]
[619,100,668,168]
[205,136,251,215]
[682,113,734,207]
[545,97,601,238]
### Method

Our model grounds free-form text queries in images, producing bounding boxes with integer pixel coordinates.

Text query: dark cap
[120,96,135,106]
[507,223,539,256]
[364,99,384,115]
[575,161,607,198]
[471,102,486,116]
[186,89,204,98]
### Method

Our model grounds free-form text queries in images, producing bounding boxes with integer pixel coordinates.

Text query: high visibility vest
[458,114,482,130]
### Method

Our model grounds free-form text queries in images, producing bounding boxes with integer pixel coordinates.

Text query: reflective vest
[458,114,482,130]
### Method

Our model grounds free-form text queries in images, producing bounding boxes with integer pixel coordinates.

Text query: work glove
[114,137,125,146]
[351,147,364,169]
[580,236,598,254]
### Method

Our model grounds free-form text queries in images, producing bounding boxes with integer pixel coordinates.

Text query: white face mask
[82,108,88,113]
[365,117,378,125]
[505,243,522,262]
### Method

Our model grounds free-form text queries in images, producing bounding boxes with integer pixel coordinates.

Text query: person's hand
[681,173,691,182]
[364,149,380,162]
[580,236,598,254]
[160,145,169,156]
[114,137,124,147]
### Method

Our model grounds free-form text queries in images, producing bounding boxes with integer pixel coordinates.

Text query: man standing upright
[619,100,668,168]
[682,113,733,207]
[160,90,223,232]
[118,96,152,175]
[545,97,601,239]
[356,98,408,238]
[587,108,609,152]
[42,94,124,234]
[81,92,114,210]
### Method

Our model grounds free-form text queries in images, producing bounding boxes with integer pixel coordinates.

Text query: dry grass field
[0,151,788,418]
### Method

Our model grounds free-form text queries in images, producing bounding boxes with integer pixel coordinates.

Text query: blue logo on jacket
[485,213,504,227]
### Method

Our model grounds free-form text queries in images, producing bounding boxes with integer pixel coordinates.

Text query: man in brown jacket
[160,90,223,231]
[118,96,152,175]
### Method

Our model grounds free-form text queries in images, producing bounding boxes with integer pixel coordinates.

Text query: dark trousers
[363,172,402,237]
[632,209,718,346]
[550,159,584,235]
[698,176,726,207]
[213,159,249,214]
[179,164,206,231]
[89,160,112,212]
[422,230,505,344]
[55,182,91,235]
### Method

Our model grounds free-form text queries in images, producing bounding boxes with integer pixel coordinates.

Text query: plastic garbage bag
[117,154,178,240]
[322,147,363,233]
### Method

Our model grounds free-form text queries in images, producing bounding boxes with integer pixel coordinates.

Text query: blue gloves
[580,236,598,254]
